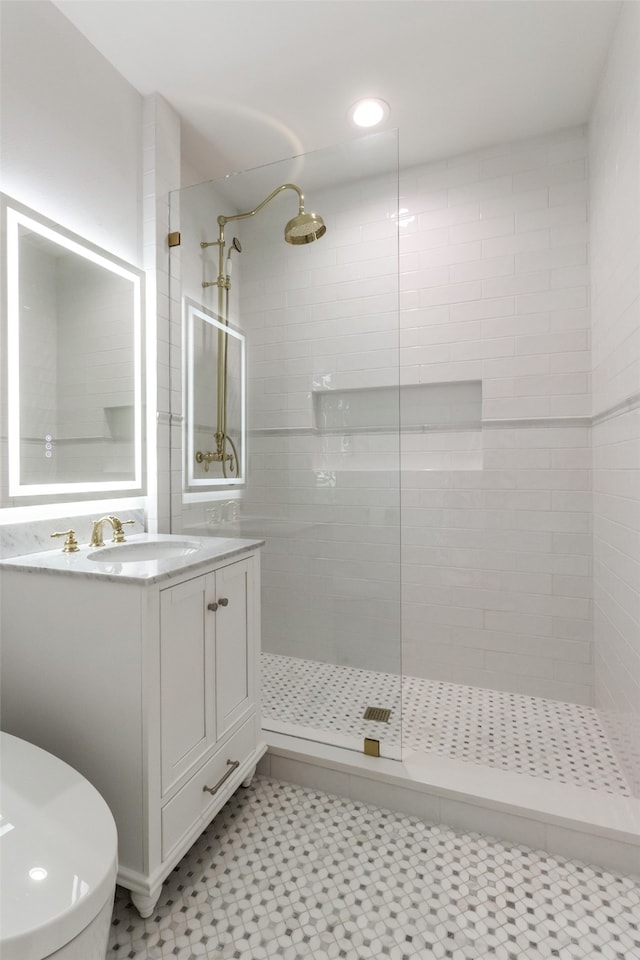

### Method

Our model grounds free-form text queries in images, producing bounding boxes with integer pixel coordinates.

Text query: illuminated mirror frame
[185,299,246,491]
[2,197,144,500]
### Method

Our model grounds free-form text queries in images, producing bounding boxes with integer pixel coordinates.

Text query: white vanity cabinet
[160,558,253,795]
[0,539,266,918]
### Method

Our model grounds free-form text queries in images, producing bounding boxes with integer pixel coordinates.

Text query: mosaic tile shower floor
[107,777,640,960]
[261,654,632,797]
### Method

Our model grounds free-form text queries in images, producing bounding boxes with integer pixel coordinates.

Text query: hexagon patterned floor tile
[107,777,640,960]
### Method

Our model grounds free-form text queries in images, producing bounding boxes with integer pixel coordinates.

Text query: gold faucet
[90,515,135,547]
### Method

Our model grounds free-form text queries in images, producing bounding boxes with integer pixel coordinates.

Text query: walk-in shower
[169,129,639,875]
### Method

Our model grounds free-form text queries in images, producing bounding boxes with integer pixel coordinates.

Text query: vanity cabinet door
[159,557,255,797]
[160,572,215,794]
[214,558,253,740]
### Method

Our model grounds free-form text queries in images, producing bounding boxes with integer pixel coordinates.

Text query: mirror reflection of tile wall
[19,235,136,484]
[55,259,135,483]
[18,234,57,484]
[1,194,145,505]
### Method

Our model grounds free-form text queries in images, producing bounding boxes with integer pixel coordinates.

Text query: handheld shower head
[284,211,327,245]
[225,237,242,278]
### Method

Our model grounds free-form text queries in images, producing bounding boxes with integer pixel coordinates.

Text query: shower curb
[259,731,640,879]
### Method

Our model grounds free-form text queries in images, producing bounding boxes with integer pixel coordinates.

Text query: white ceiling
[54,0,621,182]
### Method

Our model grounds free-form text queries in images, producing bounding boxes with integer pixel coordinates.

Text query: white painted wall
[589,0,640,793]
[0,0,142,266]
[400,127,593,704]
[0,1,148,544]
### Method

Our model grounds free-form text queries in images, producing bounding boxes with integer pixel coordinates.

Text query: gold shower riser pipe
[199,182,324,480]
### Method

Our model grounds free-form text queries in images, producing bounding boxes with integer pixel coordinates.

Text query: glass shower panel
[170,132,401,759]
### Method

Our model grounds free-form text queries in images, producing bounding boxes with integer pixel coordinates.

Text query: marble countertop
[0,533,264,585]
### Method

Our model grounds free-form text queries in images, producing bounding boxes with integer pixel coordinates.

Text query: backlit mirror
[1,196,144,504]
[185,299,245,489]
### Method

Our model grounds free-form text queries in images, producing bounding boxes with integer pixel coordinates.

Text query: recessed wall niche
[313,381,482,471]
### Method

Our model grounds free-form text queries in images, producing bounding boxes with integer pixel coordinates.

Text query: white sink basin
[88,540,202,563]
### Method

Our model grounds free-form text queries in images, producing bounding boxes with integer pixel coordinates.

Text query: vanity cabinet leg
[130,890,159,919]
[241,764,257,788]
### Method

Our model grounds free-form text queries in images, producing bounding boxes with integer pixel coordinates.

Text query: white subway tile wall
[220,163,402,677]
[589,2,640,794]
[402,131,595,701]
[402,132,591,420]
[15,241,58,487]
[401,129,592,704]
[56,266,137,481]
[401,416,592,702]
[232,127,593,701]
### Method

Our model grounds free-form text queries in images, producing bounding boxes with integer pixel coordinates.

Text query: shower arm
[218,183,305,229]
[215,183,305,275]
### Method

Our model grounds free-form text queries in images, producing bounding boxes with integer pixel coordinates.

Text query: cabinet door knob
[202,759,240,796]
[207,601,219,612]
[217,597,229,606]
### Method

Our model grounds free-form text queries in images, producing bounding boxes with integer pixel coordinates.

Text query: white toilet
[0,732,118,960]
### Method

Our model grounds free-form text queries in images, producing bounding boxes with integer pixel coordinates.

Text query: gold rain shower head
[284,210,326,244]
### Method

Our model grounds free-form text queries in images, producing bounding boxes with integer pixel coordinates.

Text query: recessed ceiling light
[348,98,390,129]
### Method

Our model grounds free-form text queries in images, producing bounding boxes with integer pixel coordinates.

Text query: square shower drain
[363,706,392,723]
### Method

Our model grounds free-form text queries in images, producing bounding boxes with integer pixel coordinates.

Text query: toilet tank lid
[0,732,118,960]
